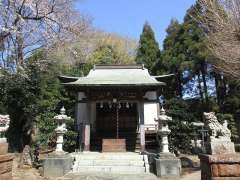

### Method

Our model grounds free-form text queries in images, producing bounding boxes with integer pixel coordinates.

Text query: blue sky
[76,0,196,48]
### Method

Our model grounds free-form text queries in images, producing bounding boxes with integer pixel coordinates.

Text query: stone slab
[154,153,181,178]
[0,154,14,180]
[102,139,126,152]
[199,153,240,163]
[43,153,73,177]
[207,140,235,155]
[64,172,157,180]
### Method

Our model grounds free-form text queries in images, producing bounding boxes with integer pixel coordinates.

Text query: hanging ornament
[108,102,112,109]
[126,102,129,109]
[118,103,121,109]
[100,102,103,109]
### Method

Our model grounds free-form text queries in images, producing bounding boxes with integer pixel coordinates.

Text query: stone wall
[199,154,240,180]
[0,153,14,180]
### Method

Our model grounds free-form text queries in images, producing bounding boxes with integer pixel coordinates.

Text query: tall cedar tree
[162,4,210,105]
[184,4,210,110]
[136,22,161,73]
[162,19,183,98]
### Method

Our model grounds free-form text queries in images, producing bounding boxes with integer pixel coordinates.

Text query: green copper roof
[63,65,165,87]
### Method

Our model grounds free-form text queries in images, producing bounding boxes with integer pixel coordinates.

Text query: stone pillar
[138,101,145,152]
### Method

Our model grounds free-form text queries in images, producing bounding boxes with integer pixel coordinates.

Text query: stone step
[74,159,145,166]
[72,154,144,161]
[72,165,146,174]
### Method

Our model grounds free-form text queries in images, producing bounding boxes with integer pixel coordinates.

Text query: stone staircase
[70,152,149,174]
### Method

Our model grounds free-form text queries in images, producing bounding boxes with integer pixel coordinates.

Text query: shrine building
[60,64,165,152]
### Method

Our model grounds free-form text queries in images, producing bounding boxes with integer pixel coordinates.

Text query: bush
[63,119,78,152]
[165,98,196,153]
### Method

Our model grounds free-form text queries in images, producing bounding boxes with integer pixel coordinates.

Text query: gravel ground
[181,170,201,180]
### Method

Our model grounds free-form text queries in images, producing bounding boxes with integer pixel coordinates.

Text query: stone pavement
[64,172,157,180]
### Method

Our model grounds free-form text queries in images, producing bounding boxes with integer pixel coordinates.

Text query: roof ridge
[94,64,144,70]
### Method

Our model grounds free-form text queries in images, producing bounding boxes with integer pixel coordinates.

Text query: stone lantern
[155,107,172,153]
[43,107,73,177]
[53,107,71,153]
[154,106,181,179]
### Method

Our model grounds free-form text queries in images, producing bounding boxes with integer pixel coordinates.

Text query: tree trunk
[177,71,183,98]
[197,72,204,107]
[16,30,24,69]
[214,73,221,106]
[201,62,209,110]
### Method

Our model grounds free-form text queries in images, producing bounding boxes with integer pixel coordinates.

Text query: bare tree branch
[195,0,240,78]
[0,0,91,70]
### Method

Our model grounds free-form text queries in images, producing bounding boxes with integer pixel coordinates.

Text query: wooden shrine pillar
[138,101,145,152]
[83,102,91,151]
[76,92,91,151]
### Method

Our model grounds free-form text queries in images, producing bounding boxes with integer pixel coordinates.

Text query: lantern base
[154,153,181,178]
[43,153,73,177]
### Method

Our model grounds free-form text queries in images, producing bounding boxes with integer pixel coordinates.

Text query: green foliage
[90,44,120,64]
[224,114,239,141]
[217,113,239,141]
[162,3,210,102]
[136,22,161,73]
[63,119,78,152]
[0,49,78,152]
[165,98,195,153]
[1,67,41,151]
[28,50,78,151]
[36,112,57,148]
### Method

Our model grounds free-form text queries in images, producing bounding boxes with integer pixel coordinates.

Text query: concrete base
[199,153,240,180]
[154,153,181,179]
[43,152,73,177]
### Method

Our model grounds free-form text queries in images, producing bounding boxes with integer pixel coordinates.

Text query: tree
[0,0,90,71]
[48,31,137,75]
[165,98,195,153]
[184,4,211,109]
[196,0,240,78]
[161,19,184,97]
[1,63,41,151]
[136,22,161,73]
[162,4,211,108]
